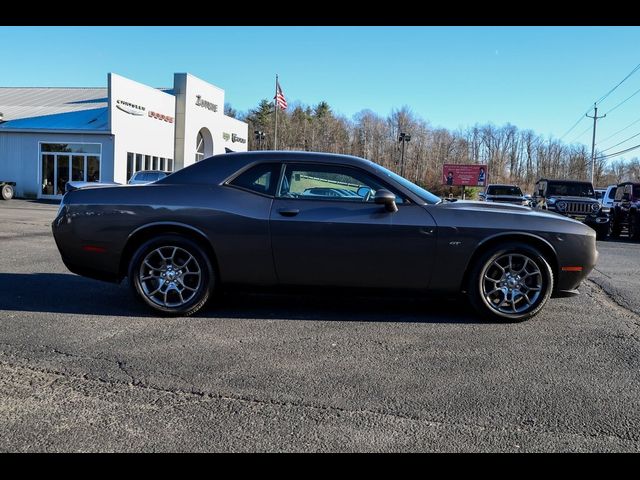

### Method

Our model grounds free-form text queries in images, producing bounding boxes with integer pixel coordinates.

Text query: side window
[608,187,617,199]
[228,163,281,196]
[278,163,405,203]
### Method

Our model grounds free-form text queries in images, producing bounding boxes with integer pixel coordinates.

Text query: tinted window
[278,163,404,203]
[370,163,441,204]
[486,186,523,196]
[608,187,617,199]
[229,163,281,196]
[546,182,594,197]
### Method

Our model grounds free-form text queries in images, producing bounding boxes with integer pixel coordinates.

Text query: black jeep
[609,182,640,239]
[533,178,610,240]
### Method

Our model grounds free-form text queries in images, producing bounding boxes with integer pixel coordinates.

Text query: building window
[144,155,151,171]
[40,143,101,197]
[127,152,134,182]
[135,154,143,172]
[167,159,173,172]
[159,158,166,171]
[152,156,158,170]
[196,131,205,162]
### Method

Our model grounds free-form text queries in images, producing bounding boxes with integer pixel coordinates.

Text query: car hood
[435,199,583,222]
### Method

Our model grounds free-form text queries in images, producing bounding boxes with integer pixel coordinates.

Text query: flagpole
[274,74,278,150]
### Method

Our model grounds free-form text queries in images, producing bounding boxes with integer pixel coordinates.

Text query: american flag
[275,79,288,110]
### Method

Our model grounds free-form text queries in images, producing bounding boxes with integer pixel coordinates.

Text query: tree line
[227,100,640,196]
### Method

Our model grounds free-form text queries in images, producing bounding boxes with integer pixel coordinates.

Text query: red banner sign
[442,164,488,187]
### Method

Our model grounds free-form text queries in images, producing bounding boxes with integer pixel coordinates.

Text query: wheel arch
[119,222,220,281]
[460,232,559,293]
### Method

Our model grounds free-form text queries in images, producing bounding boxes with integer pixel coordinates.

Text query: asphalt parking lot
[1,199,639,452]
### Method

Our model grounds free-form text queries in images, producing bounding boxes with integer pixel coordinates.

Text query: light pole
[398,132,411,177]
[254,130,266,150]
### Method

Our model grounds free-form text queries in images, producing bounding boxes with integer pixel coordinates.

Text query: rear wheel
[128,234,214,316]
[468,243,554,322]
[1,184,14,200]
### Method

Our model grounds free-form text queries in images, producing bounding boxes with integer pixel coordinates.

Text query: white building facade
[0,72,248,199]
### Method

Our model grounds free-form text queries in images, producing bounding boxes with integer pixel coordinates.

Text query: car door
[269,162,437,289]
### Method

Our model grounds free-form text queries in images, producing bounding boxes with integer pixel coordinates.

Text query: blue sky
[2,26,640,155]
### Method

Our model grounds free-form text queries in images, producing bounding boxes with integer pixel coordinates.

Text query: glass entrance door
[41,154,101,197]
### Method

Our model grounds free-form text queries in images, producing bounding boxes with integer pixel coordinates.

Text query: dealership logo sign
[148,111,174,123]
[232,134,246,144]
[222,132,230,141]
[116,99,145,116]
[196,95,218,112]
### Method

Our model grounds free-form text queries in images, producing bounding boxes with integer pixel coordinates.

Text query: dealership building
[0,72,248,199]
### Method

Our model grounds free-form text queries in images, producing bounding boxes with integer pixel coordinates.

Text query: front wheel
[468,243,554,322]
[609,217,621,238]
[629,214,640,240]
[128,234,214,316]
[1,184,14,200]
[595,224,609,241]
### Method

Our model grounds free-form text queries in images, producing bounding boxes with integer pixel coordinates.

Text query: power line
[600,142,640,159]
[559,108,592,141]
[603,85,640,115]
[594,62,640,106]
[559,61,640,142]
[599,129,640,153]
[568,124,593,144]
[598,115,640,145]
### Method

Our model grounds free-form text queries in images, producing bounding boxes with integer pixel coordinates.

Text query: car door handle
[278,208,300,217]
[420,227,436,235]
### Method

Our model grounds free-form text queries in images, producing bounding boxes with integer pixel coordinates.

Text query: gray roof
[0,87,174,132]
[0,87,108,121]
[0,87,108,132]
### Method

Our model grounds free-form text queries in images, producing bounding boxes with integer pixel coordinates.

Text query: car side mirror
[478,193,485,199]
[374,189,398,213]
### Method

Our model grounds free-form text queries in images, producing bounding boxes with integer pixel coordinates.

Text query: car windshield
[546,182,594,197]
[370,163,441,204]
[486,186,522,196]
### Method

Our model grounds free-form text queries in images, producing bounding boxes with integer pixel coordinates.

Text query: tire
[609,216,621,238]
[128,234,214,316]
[595,224,608,241]
[468,242,554,323]
[1,184,13,200]
[630,214,640,241]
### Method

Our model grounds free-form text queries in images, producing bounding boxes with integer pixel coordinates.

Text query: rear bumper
[52,212,122,284]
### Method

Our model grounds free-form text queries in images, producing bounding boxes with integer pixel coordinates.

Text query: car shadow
[0,273,482,324]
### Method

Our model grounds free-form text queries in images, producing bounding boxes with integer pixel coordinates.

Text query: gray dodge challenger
[52,151,598,322]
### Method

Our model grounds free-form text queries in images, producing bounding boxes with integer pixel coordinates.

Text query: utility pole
[586,103,606,185]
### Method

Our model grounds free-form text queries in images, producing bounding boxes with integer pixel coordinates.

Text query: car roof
[157,151,380,186]
[486,184,520,187]
[134,170,167,174]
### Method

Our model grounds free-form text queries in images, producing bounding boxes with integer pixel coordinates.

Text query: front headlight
[556,201,567,211]
[590,202,600,213]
